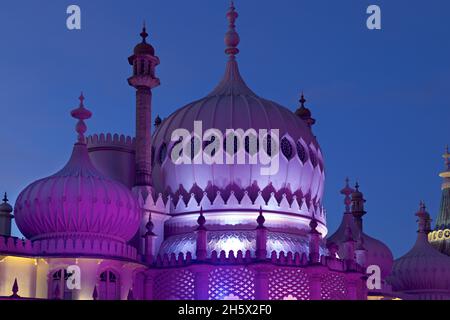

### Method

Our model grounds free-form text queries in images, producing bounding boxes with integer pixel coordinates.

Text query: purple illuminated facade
[0,3,449,300]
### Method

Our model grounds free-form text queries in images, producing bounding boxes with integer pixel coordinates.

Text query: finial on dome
[154,115,162,128]
[416,201,431,234]
[144,214,155,236]
[257,206,266,228]
[140,21,149,43]
[300,92,306,108]
[295,92,316,127]
[197,207,206,230]
[71,93,92,144]
[3,192,8,203]
[340,177,354,213]
[224,1,240,58]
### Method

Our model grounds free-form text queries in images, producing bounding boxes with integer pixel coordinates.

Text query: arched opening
[98,270,120,300]
[49,269,73,300]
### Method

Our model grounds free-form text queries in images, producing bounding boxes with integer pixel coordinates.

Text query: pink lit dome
[389,203,450,298]
[152,6,324,207]
[14,95,140,243]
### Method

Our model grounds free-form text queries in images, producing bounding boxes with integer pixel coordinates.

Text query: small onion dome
[389,203,450,295]
[295,93,316,127]
[0,193,13,214]
[14,95,140,243]
[134,25,155,56]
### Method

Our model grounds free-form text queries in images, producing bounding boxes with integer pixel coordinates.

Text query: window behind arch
[50,269,73,300]
[99,270,120,300]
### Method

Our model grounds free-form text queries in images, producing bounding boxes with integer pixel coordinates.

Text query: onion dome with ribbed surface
[389,202,450,299]
[14,95,140,243]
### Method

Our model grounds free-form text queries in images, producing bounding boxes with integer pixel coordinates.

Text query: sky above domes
[0,0,449,258]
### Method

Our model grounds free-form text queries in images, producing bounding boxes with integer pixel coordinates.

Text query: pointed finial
[71,93,92,143]
[127,288,134,300]
[416,200,431,234]
[299,92,306,108]
[144,213,155,236]
[257,206,266,228]
[197,207,206,230]
[154,115,162,128]
[10,278,19,298]
[224,1,240,58]
[355,181,360,191]
[140,21,148,43]
[340,177,354,213]
[3,192,8,203]
[92,285,98,300]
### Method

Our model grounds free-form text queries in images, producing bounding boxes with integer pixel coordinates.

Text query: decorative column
[308,215,321,264]
[351,182,367,233]
[308,273,322,300]
[253,265,272,300]
[143,214,157,263]
[256,207,267,260]
[128,24,160,188]
[193,268,210,300]
[144,271,156,300]
[196,208,207,261]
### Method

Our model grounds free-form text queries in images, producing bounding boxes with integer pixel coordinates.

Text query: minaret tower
[128,23,160,188]
[429,146,450,256]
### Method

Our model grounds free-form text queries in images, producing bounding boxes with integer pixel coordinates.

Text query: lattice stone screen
[154,269,195,300]
[320,273,348,300]
[269,268,310,300]
[209,267,255,300]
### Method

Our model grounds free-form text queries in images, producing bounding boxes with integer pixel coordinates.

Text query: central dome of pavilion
[152,5,325,209]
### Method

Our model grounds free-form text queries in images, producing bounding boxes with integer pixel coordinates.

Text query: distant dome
[134,42,155,56]
[14,96,140,243]
[327,213,394,278]
[389,204,450,297]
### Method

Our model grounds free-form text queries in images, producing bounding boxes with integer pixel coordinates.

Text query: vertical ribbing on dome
[207,2,257,97]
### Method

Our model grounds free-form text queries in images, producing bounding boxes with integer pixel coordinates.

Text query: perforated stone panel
[154,269,195,300]
[269,268,310,300]
[320,273,348,300]
[209,267,255,300]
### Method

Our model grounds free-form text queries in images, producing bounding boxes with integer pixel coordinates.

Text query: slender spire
[3,192,8,203]
[225,1,240,59]
[340,177,354,214]
[70,93,92,144]
[416,201,431,239]
[140,21,149,43]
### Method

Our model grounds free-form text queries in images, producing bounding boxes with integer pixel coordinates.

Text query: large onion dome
[14,95,140,243]
[152,4,324,206]
[327,180,393,278]
[389,202,450,299]
[154,3,327,259]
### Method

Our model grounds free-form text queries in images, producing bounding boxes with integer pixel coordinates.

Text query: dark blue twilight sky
[0,0,449,258]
